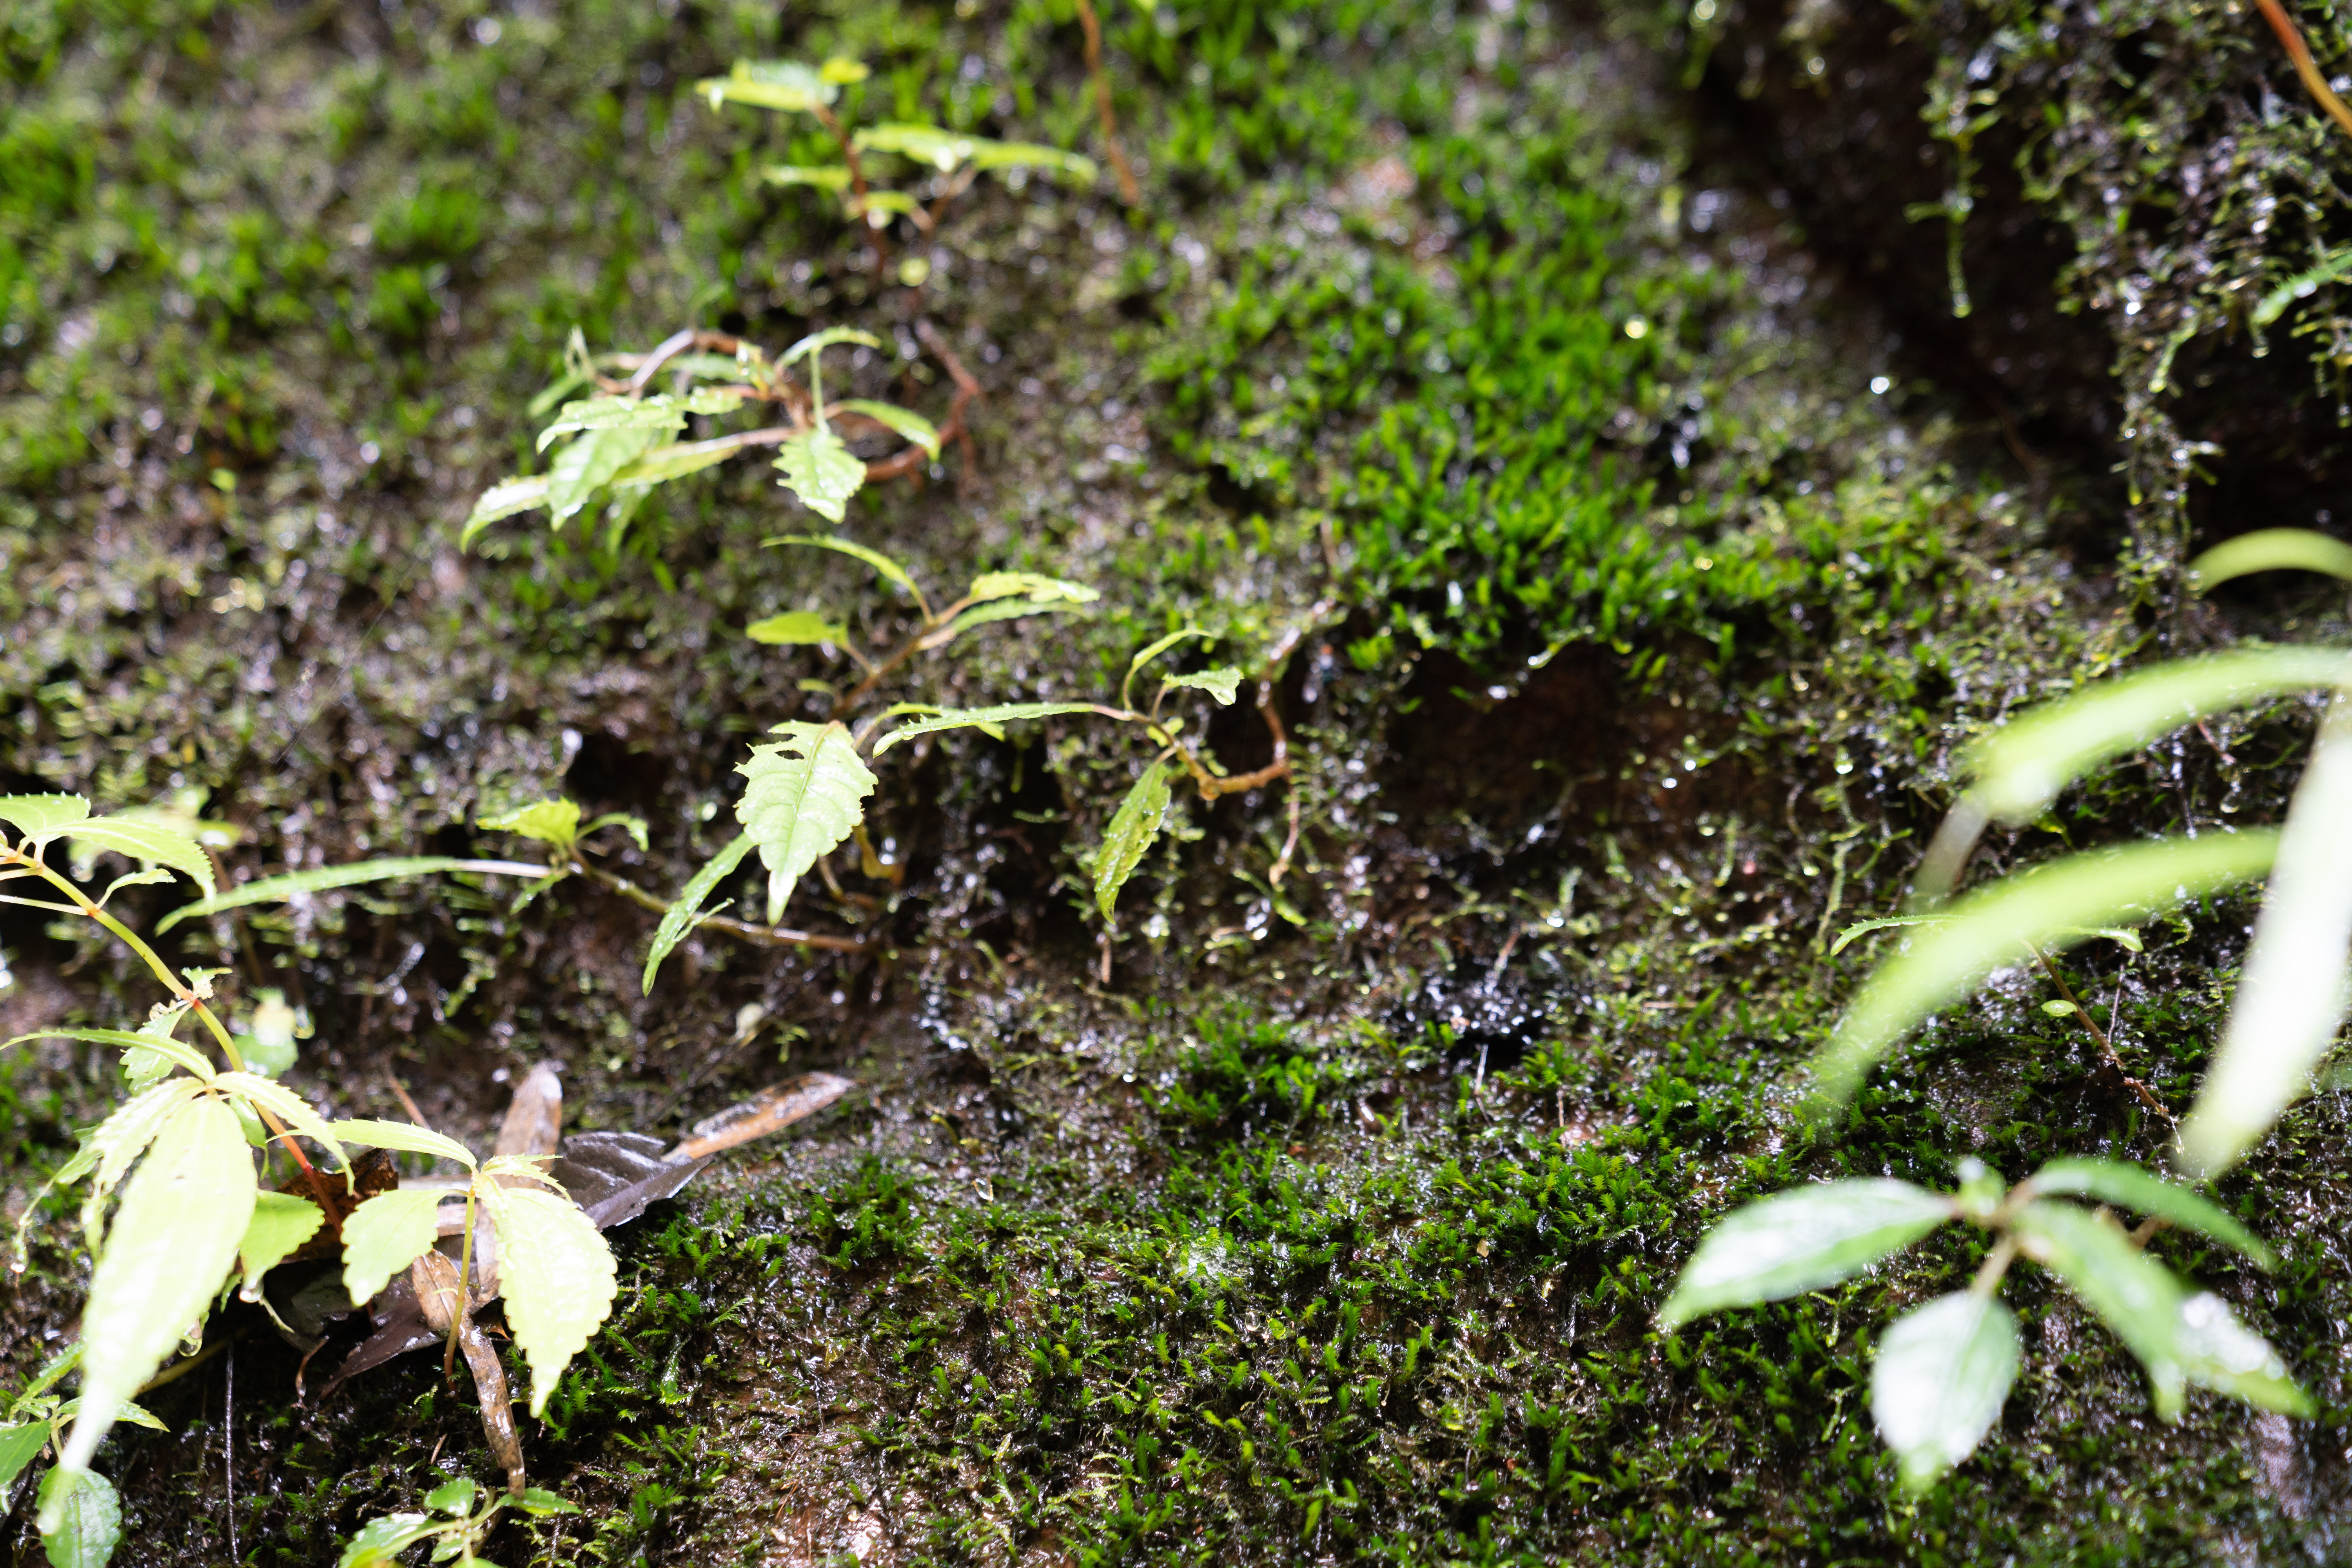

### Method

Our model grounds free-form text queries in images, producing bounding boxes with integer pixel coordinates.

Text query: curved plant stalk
[2253,0,2352,142]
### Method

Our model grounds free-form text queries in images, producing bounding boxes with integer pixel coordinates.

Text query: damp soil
[0,0,2348,1563]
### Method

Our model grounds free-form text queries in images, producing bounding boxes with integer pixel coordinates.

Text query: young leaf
[80,1077,209,1249]
[58,1096,255,1477]
[2025,1158,2276,1267]
[481,1183,618,1417]
[828,399,940,457]
[1869,1291,2020,1492]
[512,1487,582,1516]
[1956,649,2352,827]
[1657,1180,1957,1330]
[764,534,928,613]
[780,326,884,366]
[547,425,665,525]
[2010,1200,2192,1416]
[338,1189,452,1306]
[873,703,1106,757]
[330,1120,477,1171]
[580,811,650,851]
[214,1074,348,1173]
[1806,833,2281,1115]
[535,395,689,451]
[36,1466,120,1568]
[336,1513,440,1568]
[6,1029,214,1082]
[2173,1290,2311,1415]
[240,991,299,1078]
[736,724,877,924]
[967,139,1097,179]
[63,818,214,897]
[773,427,866,522]
[917,597,1090,651]
[1124,629,1211,708]
[237,1191,324,1301]
[2178,695,2352,1179]
[0,794,91,838]
[962,571,1098,607]
[0,1422,48,1493]
[853,121,977,171]
[423,1476,478,1515]
[157,857,554,931]
[699,59,839,113]
[641,832,755,993]
[746,610,849,646]
[479,799,583,849]
[606,434,748,489]
[2187,527,2352,590]
[1163,666,1244,706]
[1095,760,1173,922]
[765,163,854,192]
[462,476,553,543]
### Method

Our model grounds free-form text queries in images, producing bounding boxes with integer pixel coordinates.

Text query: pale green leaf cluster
[1659,1160,2305,1491]
[0,795,214,897]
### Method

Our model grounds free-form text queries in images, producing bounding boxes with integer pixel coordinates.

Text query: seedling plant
[1662,528,2352,1489]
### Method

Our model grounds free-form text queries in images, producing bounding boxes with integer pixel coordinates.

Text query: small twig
[2029,943,2174,1124]
[2254,0,2352,141]
[386,1073,429,1128]
[1074,0,1142,205]
[809,102,889,276]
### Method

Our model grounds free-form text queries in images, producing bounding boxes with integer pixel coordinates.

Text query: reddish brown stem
[1074,0,1142,205]
[2255,0,2352,140]
[811,102,889,276]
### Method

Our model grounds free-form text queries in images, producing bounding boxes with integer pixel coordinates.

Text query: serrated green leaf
[780,327,883,366]
[80,1077,209,1250]
[736,724,876,925]
[2189,527,2352,589]
[2011,1200,2190,1416]
[6,1029,213,1082]
[963,571,1097,606]
[37,1466,120,1568]
[63,820,213,897]
[1124,629,1211,707]
[479,799,582,849]
[699,58,838,113]
[482,1184,617,1417]
[0,1423,50,1493]
[157,857,552,931]
[512,1486,581,1515]
[604,434,746,490]
[1163,666,1244,706]
[535,396,689,452]
[338,1189,452,1307]
[338,1513,440,1568]
[579,812,649,851]
[851,189,920,218]
[1871,1292,2019,1493]
[423,1476,477,1514]
[2025,1159,2276,1267]
[641,832,755,994]
[853,121,976,171]
[765,164,853,191]
[763,534,925,606]
[2174,1290,2311,1414]
[462,476,551,544]
[746,610,849,646]
[1807,833,2281,1116]
[967,138,1096,180]
[13,1345,81,1415]
[917,597,1089,652]
[0,795,91,838]
[828,399,940,457]
[330,1120,477,1171]
[682,386,742,415]
[547,425,664,525]
[215,1074,347,1174]
[872,703,1105,757]
[773,427,866,522]
[237,1191,324,1303]
[58,1096,253,1477]
[2180,696,2352,1179]
[1095,760,1172,922]
[1658,1180,1957,1330]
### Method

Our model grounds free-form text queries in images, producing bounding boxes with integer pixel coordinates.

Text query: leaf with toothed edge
[642,832,755,993]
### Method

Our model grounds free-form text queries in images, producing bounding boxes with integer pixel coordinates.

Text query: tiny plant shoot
[1660,528,2352,1490]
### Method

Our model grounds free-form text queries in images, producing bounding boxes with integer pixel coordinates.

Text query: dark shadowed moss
[0,0,2346,1563]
